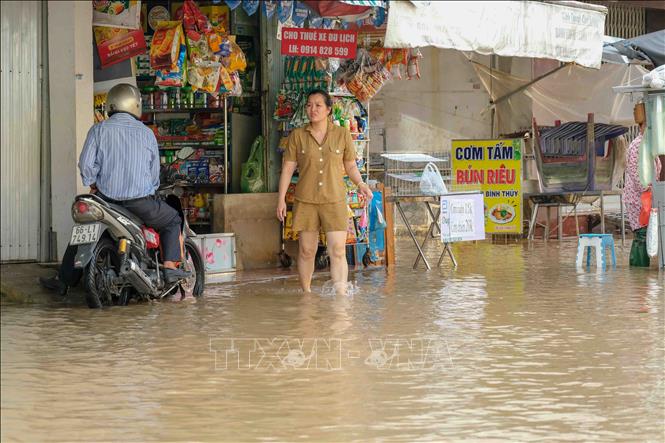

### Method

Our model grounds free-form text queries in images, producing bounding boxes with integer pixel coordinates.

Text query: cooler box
[193,233,236,274]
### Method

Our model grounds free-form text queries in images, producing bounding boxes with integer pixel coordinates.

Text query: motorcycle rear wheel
[84,237,122,309]
[181,239,205,298]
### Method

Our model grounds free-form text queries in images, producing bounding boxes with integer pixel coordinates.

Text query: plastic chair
[576,234,616,268]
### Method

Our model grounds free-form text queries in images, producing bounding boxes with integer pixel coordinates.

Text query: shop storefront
[84,0,408,275]
[2,0,613,269]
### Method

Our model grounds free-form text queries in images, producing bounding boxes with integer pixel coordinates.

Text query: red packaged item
[182,0,217,64]
[150,21,183,70]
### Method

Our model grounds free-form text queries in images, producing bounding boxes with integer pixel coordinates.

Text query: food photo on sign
[93,0,142,29]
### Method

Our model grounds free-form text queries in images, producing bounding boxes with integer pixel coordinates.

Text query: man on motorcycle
[76,83,190,283]
[78,84,189,284]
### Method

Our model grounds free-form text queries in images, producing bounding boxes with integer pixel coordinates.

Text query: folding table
[388,194,477,270]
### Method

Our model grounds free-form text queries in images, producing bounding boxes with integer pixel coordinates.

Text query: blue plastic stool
[576,234,616,268]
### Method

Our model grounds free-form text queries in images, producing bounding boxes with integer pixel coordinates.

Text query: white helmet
[106,83,142,119]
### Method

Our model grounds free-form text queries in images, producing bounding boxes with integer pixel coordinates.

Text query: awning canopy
[384,1,608,69]
[608,30,665,67]
[603,36,637,65]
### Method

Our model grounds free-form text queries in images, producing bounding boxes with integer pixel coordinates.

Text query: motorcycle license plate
[70,224,101,245]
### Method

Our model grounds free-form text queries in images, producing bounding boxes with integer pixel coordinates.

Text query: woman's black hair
[307,89,333,113]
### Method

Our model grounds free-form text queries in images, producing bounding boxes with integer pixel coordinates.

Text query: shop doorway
[1,1,44,262]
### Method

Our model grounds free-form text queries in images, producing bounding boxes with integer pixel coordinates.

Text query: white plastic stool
[575,234,616,269]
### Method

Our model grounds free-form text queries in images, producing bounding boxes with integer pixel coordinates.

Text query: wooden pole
[586,113,595,191]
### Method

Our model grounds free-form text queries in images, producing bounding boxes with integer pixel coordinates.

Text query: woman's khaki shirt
[284,121,356,204]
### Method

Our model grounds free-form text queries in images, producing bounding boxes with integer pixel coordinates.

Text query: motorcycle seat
[108,203,146,227]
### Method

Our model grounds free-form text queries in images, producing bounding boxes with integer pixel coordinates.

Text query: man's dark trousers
[103,193,182,262]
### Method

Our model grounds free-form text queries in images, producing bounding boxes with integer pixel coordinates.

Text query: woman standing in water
[624,102,661,267]
[277,89,373,294]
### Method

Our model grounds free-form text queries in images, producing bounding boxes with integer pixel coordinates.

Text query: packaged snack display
[218,65,234,93]
[150,21,183,70]
[226,38,247,72]
[337,49,392,102]
[229,71,243,96]
[182,0,217,64]
[208,158,225,183]
[155,42,187,88]
[188,61,222,93]
[186,29,216,64]
[207,25,224,55]
[199,5,230,30]
[182,0,213,36]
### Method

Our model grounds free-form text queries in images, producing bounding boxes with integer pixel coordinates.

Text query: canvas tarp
[471,62,648,131]
[384,1,607,69]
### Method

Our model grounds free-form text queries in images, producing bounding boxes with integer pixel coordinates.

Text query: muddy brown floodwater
[1,240,664,442]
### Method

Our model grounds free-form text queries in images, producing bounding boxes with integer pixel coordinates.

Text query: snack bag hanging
[155,42,188,88]
[342,49,392,102]
[150,21,183,70]
[227,38,247,72]
[188,61,222,93]
[183,0,213,35]
[182,0,217,64]
[229,71,243,96]
[208,24,225,55]
[218,65,234,93]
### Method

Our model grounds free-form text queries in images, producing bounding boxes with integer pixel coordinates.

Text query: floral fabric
[623,134,661,231]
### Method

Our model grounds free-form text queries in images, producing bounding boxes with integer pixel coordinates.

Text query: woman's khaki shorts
[292,200,349,233]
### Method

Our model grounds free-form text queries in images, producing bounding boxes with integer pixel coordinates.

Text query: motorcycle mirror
[176,146,195,160]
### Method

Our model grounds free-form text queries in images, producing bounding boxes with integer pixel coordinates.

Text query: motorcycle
[58,149,205,308]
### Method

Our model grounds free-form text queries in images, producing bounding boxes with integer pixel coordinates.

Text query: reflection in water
[1,240,663,442]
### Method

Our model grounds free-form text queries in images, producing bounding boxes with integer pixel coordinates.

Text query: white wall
[370,48,493,156]
[48,1,93,258]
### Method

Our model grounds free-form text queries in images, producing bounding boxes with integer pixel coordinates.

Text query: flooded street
[2,240,664,442]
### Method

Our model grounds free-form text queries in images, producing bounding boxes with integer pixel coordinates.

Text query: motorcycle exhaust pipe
[121,260,156,296]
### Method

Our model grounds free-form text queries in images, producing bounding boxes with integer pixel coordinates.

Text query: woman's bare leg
[298,231,319,293]
[325,231,349,295]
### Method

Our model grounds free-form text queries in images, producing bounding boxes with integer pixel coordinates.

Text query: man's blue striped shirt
[78,113,160,200]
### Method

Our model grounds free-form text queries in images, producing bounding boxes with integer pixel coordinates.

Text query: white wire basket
[380,152,452,196]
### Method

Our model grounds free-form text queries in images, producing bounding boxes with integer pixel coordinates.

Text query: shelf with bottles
[158,142,227,150]
[139,83,228,112]
[148,115,229,150]
[147,114,227,135]
[143,107,226,114]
